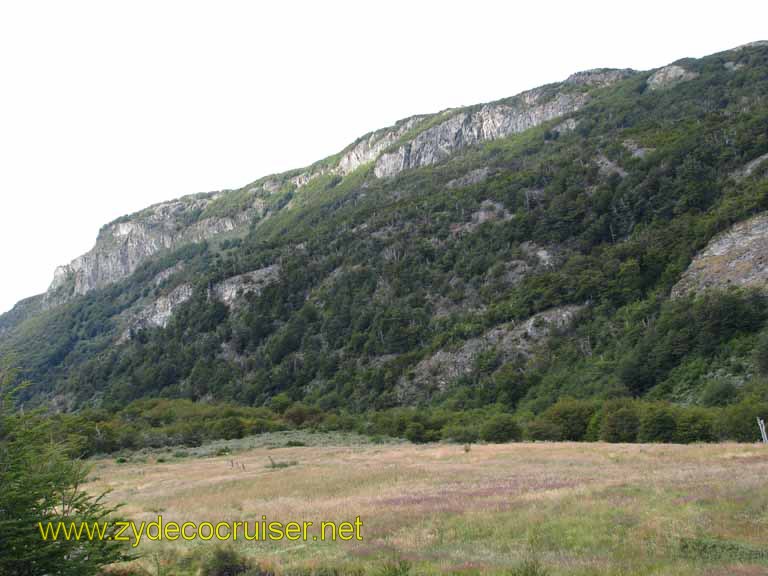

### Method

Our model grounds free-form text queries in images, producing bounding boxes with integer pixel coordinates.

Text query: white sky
[0,0,766,314]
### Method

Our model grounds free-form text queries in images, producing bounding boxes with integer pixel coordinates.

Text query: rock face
[122,264,281,339]
[48,195,257,301]
[450,200,513,236]
[731,152,768,181]
[397,305,583,401]
[596,153,628,178]
[336,117,424,176]
[374,89,590,178]
[212,265,281,307]
[647,65,698,90]
[672,212,768,297]
[622,139,654,159]
[446,167,492,189]
[565,68,635,87]
[35,68,635,312]
[127,283,194,334]
[287,117,426,189]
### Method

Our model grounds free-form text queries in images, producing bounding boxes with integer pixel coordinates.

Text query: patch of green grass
[676,536,768,562]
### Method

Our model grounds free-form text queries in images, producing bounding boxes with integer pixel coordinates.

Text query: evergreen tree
[0,358,129,575]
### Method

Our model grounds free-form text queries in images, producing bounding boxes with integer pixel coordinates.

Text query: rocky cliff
[45,193,259,303]
[39,69,636,309]
[375,89,586,178]
[672,212,768,297]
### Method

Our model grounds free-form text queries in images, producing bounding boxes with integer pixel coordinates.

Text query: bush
[203,546,250,576]
[754,329,768,376]
[526,419,564,441]
[716,400,768,441]
[210,417,245,440]
[480,414,522,443]
[441,423,479,443]
[675,408,715,443]
[700,380,738,407]
[599,399,640,443]
[638,403,678,443]
[533,398,597,441]
[404,422,428,444]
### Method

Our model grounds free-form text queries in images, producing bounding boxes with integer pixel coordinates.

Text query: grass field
[87,433,768,575]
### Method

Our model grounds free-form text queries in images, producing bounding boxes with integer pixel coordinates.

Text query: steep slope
[2,42,768,416]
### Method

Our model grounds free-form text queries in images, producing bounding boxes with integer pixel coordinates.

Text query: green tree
[599,399,640,443]
[638,403,678,443]
[480,414,522,443]
[0,358,129,575]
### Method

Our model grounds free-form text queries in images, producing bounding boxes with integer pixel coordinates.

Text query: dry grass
[88,437,768,575]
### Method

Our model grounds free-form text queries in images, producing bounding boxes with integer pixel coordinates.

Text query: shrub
[700,380,738,407]
[533,398,597,441]
[404,422,428,444]
[441,423,479,443]
[203,546,250,576]
[480,414,522,443]
[526,419,564,441]
[638,403,678,443]
[599,399,640,443]
[675,408,715,443]
[716,400,768,441]
[754,329,768,376]
[210,417,245,440]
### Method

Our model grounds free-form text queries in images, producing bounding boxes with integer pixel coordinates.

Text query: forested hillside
[3,42,768,447]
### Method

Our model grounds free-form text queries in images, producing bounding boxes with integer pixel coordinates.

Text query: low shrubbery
[524,396,767,444]
[41,391,768,458]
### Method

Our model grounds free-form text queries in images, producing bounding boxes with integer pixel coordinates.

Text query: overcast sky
[0,1,766,314]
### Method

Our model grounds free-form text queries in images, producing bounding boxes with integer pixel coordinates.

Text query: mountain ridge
[2,41,768,416]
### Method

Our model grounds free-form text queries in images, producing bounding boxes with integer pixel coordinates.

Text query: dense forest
[2,43,768,446]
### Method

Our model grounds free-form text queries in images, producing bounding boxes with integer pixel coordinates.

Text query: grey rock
[450,200,512,236]
[596,153,628,178]
[731,152,768,181]
[565,68,635,87]
[647,65,698,90]
[396,305,584,402]
[212,265,281,307]
[124,282,194,338]
[446,167,491,189]
[672,212,768,297]
[47,195,256,302]
[622,139,654,159]
[374,88,590,178]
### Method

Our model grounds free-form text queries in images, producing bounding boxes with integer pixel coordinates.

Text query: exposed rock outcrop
[446,167,491,189]
[212,265,281,307]
[596,153,628,178]
[374,88,591,178]
[672,212,768,297]
[48,195,257,301]
[121,264,281,339]
[397,305,584,401]
[731,152,768,181]
[337,117,425,176]
[565,68,635,87]
[647,64,698,90]
[125,283,194,337]
[450,200,513,236]
[622,139,654,159]
[287,117,427,189]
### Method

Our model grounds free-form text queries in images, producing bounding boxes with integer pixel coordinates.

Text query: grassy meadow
[88,433,768,575]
